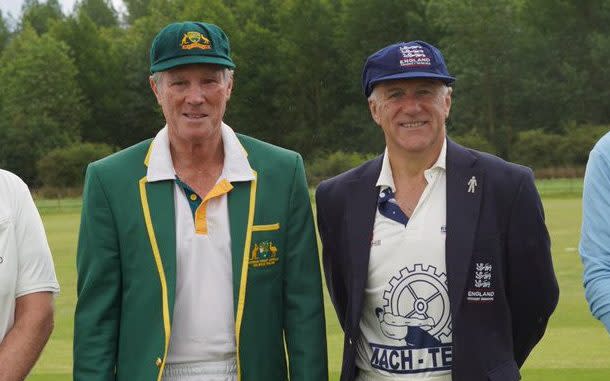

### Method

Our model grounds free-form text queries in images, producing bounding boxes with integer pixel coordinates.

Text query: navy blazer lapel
[445,139,483,318]
[346,156,383,327]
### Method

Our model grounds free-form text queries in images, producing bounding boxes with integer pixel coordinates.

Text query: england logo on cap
[399,44,431,68]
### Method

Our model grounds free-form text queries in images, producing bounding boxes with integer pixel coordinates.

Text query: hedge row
[306,125,609,185]
[34,126,608,192]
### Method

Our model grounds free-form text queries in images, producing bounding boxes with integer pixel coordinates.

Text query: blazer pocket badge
[466,261,495,303]
[249,240,279,268]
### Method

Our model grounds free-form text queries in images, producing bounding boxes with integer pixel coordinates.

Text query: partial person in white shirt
[0,169,60,381]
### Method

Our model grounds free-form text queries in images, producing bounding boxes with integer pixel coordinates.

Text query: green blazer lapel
[138,142,177,379]
[228,177,257,310]
[142,180,177,306]
[139,178,176,380]
[228,174,257,380]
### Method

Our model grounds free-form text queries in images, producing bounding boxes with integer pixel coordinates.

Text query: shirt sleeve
[14,177,60,297]
[580,139,610,333]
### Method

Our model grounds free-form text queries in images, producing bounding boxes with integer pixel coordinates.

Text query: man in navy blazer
[316,41,559,381]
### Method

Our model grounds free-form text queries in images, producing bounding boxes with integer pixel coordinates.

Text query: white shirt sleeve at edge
[12,174,60,298]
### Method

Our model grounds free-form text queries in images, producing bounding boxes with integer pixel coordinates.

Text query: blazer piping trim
[144,140,154,167]
[251,223,280,232]
[235,170,257,381]
[139,176,171,381]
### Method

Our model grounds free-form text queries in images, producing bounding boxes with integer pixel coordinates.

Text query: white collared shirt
[0,170,59,341]
[147,123,254,363]
[356,138,452,380]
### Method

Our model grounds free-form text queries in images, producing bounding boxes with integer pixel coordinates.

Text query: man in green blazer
[73,21,327,381]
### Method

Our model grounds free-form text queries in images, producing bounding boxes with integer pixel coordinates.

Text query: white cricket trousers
[162,359,237,381]
[356,370,451,381]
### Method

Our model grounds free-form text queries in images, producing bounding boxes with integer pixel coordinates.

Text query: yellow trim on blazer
[139,177,171,381]
[235,170,257,381]
[251,223,280,232]
[144,140,154,166]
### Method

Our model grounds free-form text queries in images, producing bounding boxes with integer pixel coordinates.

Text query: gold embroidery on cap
[181,31,211,50]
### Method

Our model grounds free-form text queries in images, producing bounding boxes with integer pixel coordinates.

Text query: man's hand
[0,292,55,381]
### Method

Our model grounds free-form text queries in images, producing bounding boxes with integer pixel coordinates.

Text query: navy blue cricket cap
[362,40,455,97]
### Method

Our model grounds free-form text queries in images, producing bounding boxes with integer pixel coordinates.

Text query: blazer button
[348,337,353,345]
[155,358,162,367]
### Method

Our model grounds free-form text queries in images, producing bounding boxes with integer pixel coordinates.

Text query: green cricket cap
[150,21,236,73]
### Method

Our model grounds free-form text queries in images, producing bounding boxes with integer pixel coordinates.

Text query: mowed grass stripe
[28,187,610,380]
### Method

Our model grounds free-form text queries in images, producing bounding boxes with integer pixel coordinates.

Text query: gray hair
[368,87,380,102]
[368,81,451,102]
[151,68,234,86]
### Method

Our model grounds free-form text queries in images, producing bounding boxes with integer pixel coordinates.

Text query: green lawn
[28,192,610,380]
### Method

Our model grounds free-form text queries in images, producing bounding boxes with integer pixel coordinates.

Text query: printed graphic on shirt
[370,264,452,374]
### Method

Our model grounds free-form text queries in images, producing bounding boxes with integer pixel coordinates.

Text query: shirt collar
[146,126,174,182]
[375,137,447,192]
[376,147,396,191]
[220,122,255,182]
[146,123,255,183]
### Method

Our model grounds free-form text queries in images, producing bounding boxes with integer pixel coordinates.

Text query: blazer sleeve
[73,164,121,381]
[283,154,328,381]
[315,180,347,329]
[506,169,559,366]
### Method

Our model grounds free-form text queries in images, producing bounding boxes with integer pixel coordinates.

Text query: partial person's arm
[0,292,54,381]
[73,164,121,381]
[506,169,559,366]
[580,144,610,333]
[283,154,328,381]
[0,171,59,381]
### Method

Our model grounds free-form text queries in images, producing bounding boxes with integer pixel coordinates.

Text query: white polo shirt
[356,139,452,381]
[146,123,254,364]
[0,170,60,341]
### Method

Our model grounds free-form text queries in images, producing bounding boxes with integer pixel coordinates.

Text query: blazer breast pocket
[251,223,280,233]
[248,223,282,277]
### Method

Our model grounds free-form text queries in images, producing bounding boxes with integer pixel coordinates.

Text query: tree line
[0,0,608,186]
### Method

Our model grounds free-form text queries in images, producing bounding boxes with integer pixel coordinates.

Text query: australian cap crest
[181,31,211,50]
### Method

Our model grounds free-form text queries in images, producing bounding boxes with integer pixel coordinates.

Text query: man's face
[369,79,452,157]
[150,64,233,144]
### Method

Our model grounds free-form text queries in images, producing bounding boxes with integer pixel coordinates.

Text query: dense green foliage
[0,24,85,185]
[0,0,608,185]
[37,142,115,190]
[307,151,377,185]
[512,125,609,170]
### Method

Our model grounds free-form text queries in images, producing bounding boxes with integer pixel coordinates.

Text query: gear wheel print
[382,264,452,342]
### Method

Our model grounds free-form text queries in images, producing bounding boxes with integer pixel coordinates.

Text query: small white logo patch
[399,45,431,68]
[467,262,495,302]
[467,176,477,193]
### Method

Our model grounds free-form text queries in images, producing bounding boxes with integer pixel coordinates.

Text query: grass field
[27,183,610,380]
